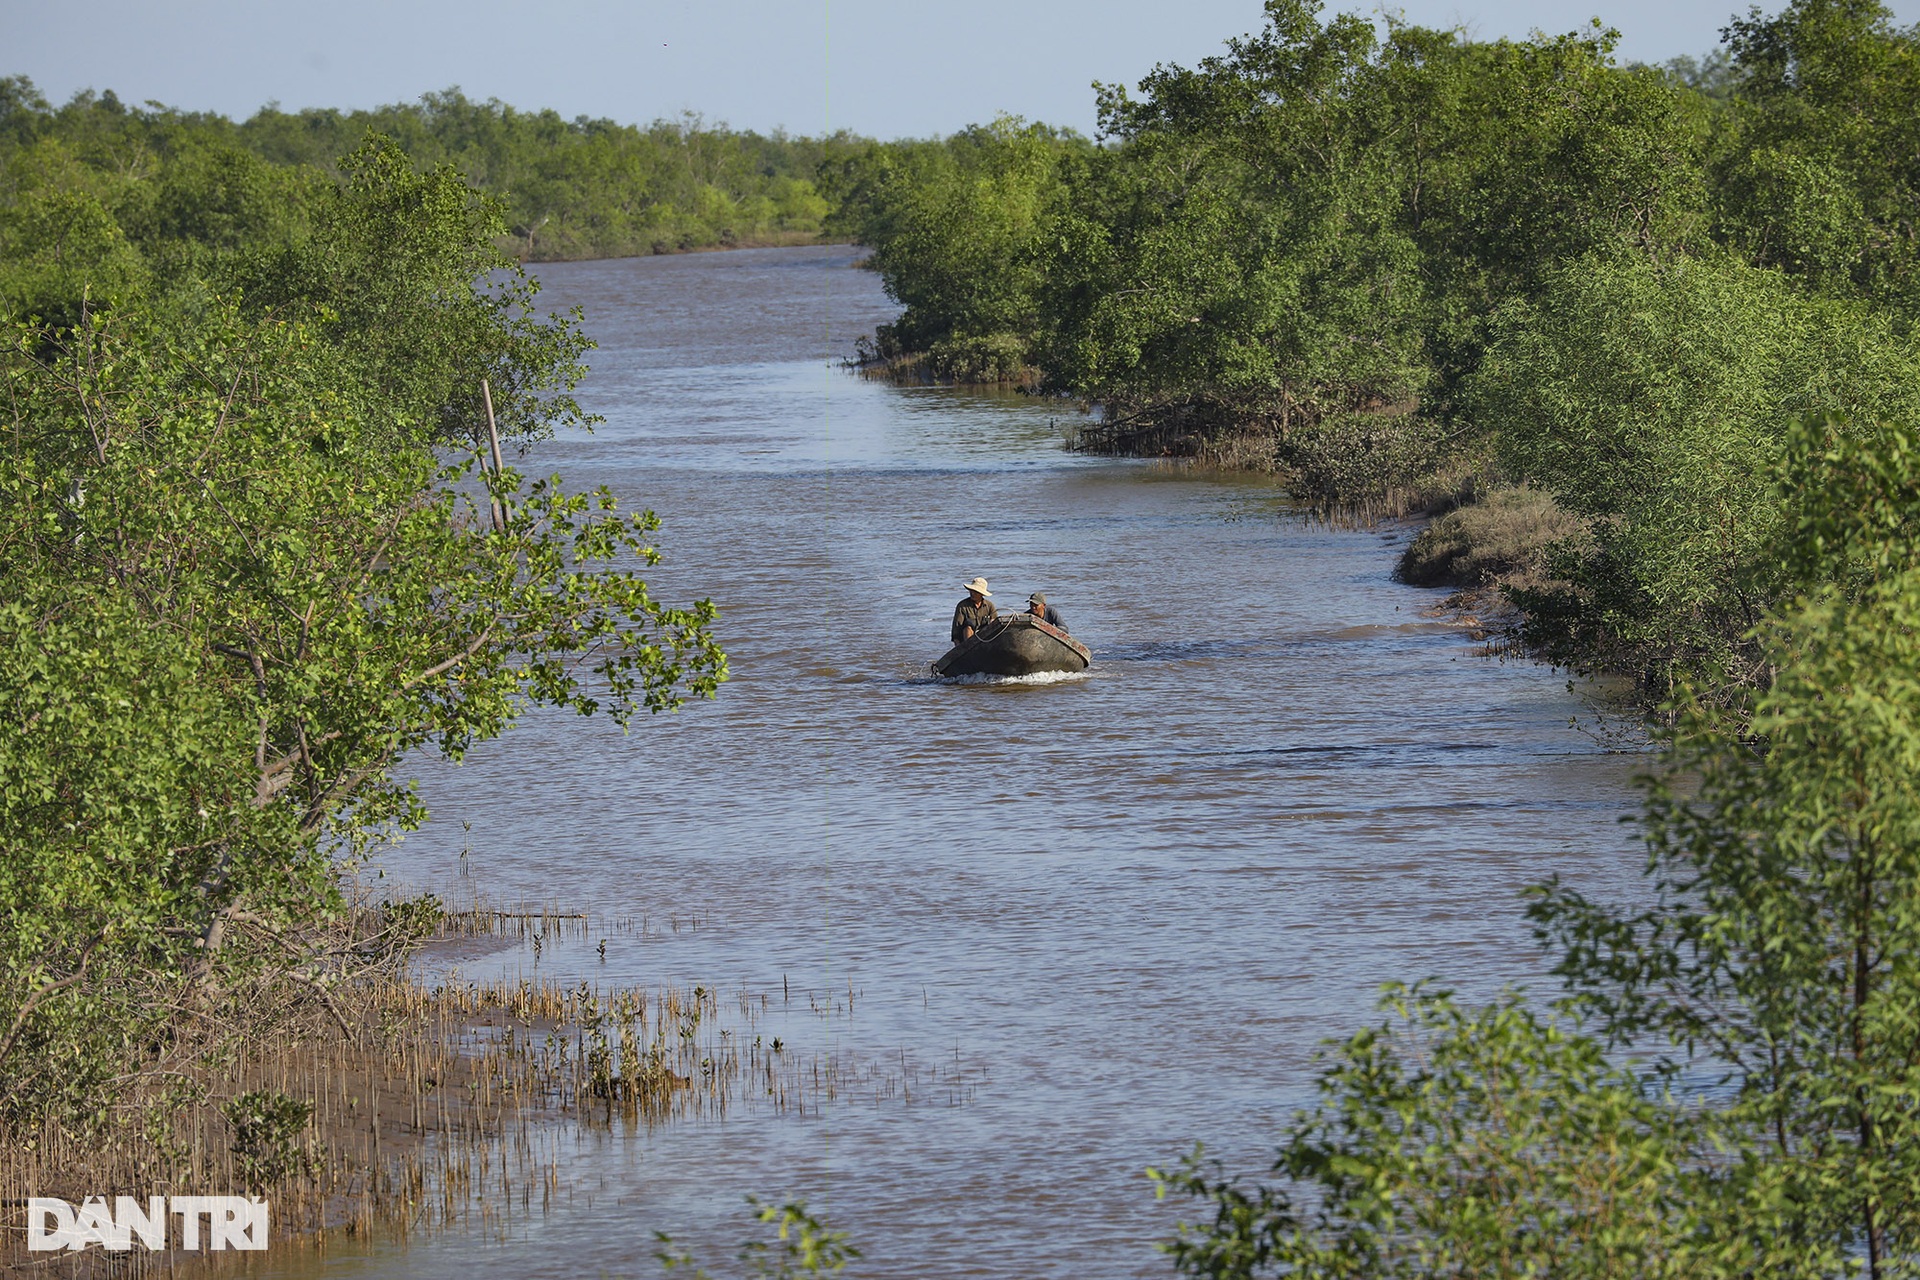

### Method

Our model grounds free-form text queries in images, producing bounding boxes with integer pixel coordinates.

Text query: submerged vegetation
[1,895,882,1271]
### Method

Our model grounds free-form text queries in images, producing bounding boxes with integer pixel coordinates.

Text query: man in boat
[952,577,996,643]
[1027,592,1068,632]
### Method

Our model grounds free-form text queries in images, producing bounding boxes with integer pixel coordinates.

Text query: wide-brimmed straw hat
[963,577,992,597]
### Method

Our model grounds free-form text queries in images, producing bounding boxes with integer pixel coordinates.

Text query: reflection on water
[290,245,1643,1279]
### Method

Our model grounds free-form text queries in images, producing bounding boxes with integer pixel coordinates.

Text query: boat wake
[936,668,1092,687]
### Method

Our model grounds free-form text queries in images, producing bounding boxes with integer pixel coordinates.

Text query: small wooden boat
[932,613,1092,678]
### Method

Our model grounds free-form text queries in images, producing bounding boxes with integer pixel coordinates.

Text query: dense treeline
[0,87,726,1198]
[0,76,856,266]
[834,0,1920,702]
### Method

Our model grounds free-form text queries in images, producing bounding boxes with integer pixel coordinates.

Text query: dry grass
[1396,486,1584,590]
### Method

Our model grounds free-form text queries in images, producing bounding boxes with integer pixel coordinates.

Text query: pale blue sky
[6,0,1919,139]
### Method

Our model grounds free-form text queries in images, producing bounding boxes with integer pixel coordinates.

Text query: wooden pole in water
[481,378,507,533]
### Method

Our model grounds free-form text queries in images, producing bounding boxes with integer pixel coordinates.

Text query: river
[297,245,1643,1278]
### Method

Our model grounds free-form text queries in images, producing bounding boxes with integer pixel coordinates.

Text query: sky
[7,0,1920,140]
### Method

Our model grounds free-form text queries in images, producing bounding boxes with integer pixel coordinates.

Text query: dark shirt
[1030,604,1067,632]
[952,597,996,643]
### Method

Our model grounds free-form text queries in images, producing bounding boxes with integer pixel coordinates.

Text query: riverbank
[852,339,1573,662]
[507,230,854,264]
[1062,402,1595,682]
[1,898,789,1276]
[847,327,1041,389]
[1393,485,1584,625]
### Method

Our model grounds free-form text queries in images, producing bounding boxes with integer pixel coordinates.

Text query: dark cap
[1028,592,1047,608]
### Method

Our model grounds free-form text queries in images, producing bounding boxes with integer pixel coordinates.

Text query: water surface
[319,245,1643,1278]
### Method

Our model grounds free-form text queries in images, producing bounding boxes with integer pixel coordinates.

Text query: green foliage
[0,130,725,1125]
[0,187,148,323]
[656,1198,860,1278]
[1157,412,1920,1275]
[232,135,595,449]
[850,0,1708,428]
[226,1089,315,1189]
[838,117,1087,375]
[0,101,599,451]
[1529,412,1920,1271]
[1715,0,1920,311]
[131,141,323,279]
[1275,413,1451,510]
[234,93,858,259]
[0,79,862,275]
[1045,2,1431,418]
[1474,253,1920,692]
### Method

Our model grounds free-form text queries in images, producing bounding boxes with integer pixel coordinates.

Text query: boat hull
[932,615,1091,678]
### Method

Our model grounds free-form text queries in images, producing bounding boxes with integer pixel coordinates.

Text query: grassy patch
[1397,487,1584,589]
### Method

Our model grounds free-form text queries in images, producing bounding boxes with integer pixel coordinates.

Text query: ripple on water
[355,245,1649,1280]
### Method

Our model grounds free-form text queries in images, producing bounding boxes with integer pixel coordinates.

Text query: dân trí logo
[27,1196,269,1252]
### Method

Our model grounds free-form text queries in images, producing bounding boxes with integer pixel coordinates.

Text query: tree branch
[402,624,495,689]
[0,928,110,1078]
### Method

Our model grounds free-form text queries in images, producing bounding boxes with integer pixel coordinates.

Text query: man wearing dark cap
[1027,592,1067,632]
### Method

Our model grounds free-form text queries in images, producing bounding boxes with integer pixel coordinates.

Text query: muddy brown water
[270,245,1644,1278]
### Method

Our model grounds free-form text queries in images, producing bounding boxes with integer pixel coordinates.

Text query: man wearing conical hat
[952,577,997,643]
